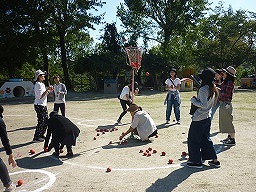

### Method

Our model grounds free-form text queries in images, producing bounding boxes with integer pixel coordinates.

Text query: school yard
[0,89,255,192]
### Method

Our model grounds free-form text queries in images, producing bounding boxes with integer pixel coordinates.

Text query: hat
[170,68,177,74]
[215,69,223,74]
[223,66,236,77]
[200,68,216,82]
[34,70,46,81]
[127,104,139,112]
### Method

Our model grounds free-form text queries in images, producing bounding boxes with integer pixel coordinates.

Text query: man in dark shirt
[0,105,16,191]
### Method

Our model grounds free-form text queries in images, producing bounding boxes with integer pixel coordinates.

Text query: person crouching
[119,104,157,141]
[44,111,80,157]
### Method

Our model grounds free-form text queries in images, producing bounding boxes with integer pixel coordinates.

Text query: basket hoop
[125,47,143,69]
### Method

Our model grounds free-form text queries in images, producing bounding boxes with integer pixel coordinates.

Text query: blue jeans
[187,118,217,163]
[166,96,180,121]
[211,101,220,120]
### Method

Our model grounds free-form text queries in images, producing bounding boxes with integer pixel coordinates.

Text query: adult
[0,105,17,192]
[53,75,67,116]
[44,111,80,157]
[119,104,157,141]
[33,70,53,142]
[187,68,220,168]
[164,68,181,124]
[219,66,236,146]
[211,69,223,120]
[115,84,132,125]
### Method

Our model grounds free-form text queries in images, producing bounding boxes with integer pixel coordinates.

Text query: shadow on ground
[146,163,218,192]
[16,152,63,169]
[7,126,35,133]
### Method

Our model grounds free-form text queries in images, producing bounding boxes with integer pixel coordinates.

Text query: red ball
[148,147,152,151]
[147,153,151,157]
[182,151,187,156]
[139,149,143,153]
[168,159,173,164]
[143,152,147,156]
[17,179,23,186]
[96,133,100,136]
[44,147,49,152]
[29,149,35,154]
[161,151,166,156]
[106,167,112,172]
[146,72,150,76]
[153,150,157,154]
[93,137,96,140]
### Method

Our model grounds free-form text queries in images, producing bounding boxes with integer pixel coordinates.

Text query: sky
[89,0,256,43]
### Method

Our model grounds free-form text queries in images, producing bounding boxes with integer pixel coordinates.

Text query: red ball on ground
[102,132,105,134]
[146,150,149,153]
[17,179,23,186]
[147,153,151,157]
[168,159,173,164]
[97,129,100,132]
[139,149,143,153]
[153,150,157,154]
[148,147,152,151]
[143,152,147,156]
[44,147,48,152]
[173,119,176,122]
[106,167,112,172]
[182,151,187,156]
[29,149,35,154]
[93,137,96,140]
[161,151,166,156]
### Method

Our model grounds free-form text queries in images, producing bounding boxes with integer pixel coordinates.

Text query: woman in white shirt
[33,70,53,142]
[119,104,157,141]
[164,68,181,124]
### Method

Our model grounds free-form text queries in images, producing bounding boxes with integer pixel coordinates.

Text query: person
[219,66,236,146]
[211,69,224,120]
[187,68,220,168]
[115,84,133,125]
[33,70,53,142]
[44,111,80,157]
[0,105,17,192]
[119,104,158,141]
[53,75,67,116]
[164,68,181,124]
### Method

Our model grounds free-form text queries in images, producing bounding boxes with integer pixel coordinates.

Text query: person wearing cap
[187,68,220,168]
[53,75,67,116]
[164,68,181,124]
[44,111,80,157]
[33,70,53,142]
[119,104,157,141]
[211,69,224,120]
[0,105,17,192]
[219,66,236,146]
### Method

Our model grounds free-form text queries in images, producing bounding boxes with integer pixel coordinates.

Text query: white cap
[34,70,46,81]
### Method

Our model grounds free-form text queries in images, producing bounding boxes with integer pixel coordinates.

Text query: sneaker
[186,162,203,169]
[4,182,16,192]
[220,135,231,142]
[32,137,44,143]
[223,138,236,146]
[208,160,221,168]
[176,120,180,125]
[114,121,122,125]
[66,152,74,157]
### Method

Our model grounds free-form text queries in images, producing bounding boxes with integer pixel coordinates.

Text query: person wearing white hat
[219,66,236,146]
[33,70,53,142]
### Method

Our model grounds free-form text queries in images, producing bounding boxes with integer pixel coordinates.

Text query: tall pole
[131,68,135,103]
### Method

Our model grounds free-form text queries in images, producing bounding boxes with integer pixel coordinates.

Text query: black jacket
[0,116,12,155]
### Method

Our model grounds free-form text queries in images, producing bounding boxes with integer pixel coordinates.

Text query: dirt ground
[0,89,255,192]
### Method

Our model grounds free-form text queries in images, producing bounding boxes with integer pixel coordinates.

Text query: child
[187,68,220,168]
[219,66,236,146]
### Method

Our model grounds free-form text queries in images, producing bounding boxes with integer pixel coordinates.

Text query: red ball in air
[146,72,150,77]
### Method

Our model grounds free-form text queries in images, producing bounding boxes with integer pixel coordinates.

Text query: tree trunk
[42,51,50,86]
[59,31,73,91]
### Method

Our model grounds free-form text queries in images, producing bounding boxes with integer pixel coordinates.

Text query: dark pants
[117,99,131,122]
[187,118,217,163]
[0,158,11,187]
[34,105,48,139]
[54,103,66,116]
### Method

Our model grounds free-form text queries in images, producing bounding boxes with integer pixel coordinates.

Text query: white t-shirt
[131,110,157,141]
[119,86,130,101]
[54,83,67,104]
[34,81,47,106]
[165,78,181,91]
